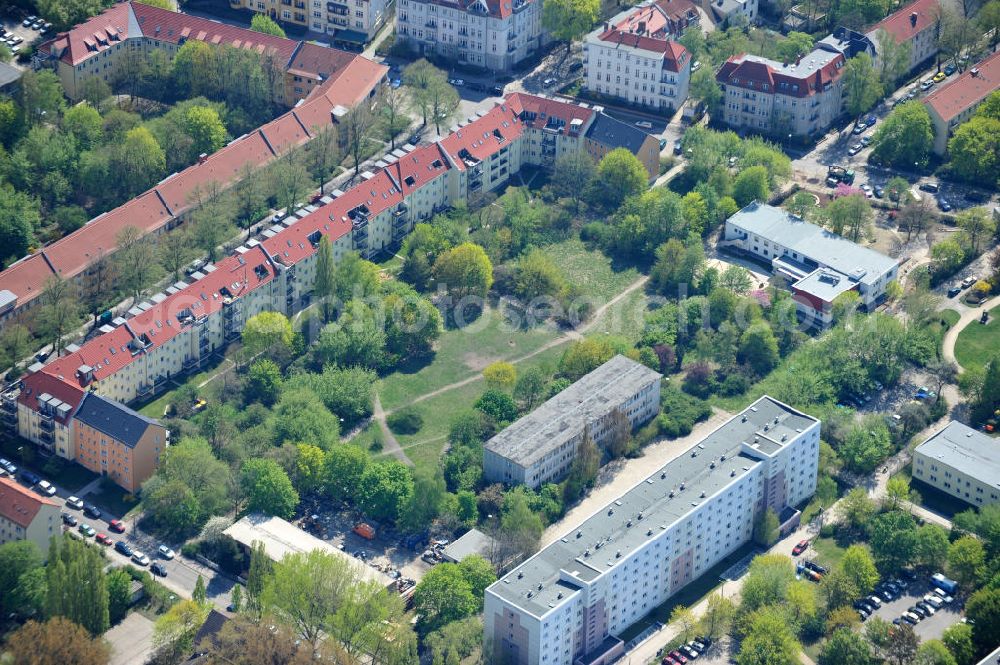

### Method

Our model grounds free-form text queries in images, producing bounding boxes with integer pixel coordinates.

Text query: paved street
[105,613,156,665]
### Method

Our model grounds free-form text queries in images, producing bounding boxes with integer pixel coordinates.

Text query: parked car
[679,645,699,659]
[108,519,125,533]
[938,197,952,212]
[919,182,939,193]
[158,545,176,560]
[115,541,133,557]
[792,539,810,555]
[21,471,41,486]
[920,78,934,91]
[35,480,56,496]
[542,77,556,87]
[96,533,112,546]
[867,595,883,608]
[150,563,168,577]
[669,651,688,664]
[65,496,84,510]
[961,276,977,288]
[0,458,16,474]
[861,135,873,147]
[917,601,936,615]
[61,512,78,526]
[78,524,96,537]
[901,612,920,625]
[933,71,947,83]
[848,143,864,156]
[491,85,504,95]
[804,560,828,575]
[910,605,928,618]
[447,78,464,86]
[933,590,954,604]
[84,504,102,518]
[22,16,36,27]
[873,185,884,198]
[948,285,962,298]
[858,608,869,621]
[132,551,150,566]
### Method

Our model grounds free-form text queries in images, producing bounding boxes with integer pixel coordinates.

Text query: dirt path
[372,393,413,466]
[941,294,1000,370]
[384,275,650,415]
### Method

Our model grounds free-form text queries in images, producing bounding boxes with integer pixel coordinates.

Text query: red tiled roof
[0,476,57,528]
[38,3,133,66]
[385,143,452,196]
[0,255,56,310]
[286,42,356,81]
[259,113,312,155]
[716,52,845,98]
[924,50,1000,122]
[17,371,86,423]
[43,324,139,387]
[506,93,595,135]
[604,0,698,41]
[867,0,939,44]
[439,102,525,172]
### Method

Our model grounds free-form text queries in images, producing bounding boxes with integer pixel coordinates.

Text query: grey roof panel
[585,113,650,155]
[74,393,161,449]
[915,421,1000,488]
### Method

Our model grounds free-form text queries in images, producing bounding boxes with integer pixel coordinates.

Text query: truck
[826,166,856,186]
[353,523,376,540]
[931,573,958,595]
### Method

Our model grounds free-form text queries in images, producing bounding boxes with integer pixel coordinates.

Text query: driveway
[941,294,1000,370]
[105,613,155,665]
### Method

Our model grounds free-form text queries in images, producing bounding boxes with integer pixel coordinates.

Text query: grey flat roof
[442,528,492,563]
[0,62,21,88]
[484,355,661,468]
[488,396,818,616]
[728,202,897,286]
[737,48,840,79]
[915,421,1000,488]
[792,267,858,302]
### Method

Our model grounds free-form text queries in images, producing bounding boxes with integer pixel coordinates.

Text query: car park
[150,562,168,577]
[848,143,864,156]
[158,545,176,560]
[35,480,57,496]
[62,512,78,526]
[84,504,102,518]
[78,524,96,537]
[96,533,112,546]
[792,539,810,555]
[109,519,126,533]
[65,496,84,510]
[115,541,133,557]
[132,551,150,566]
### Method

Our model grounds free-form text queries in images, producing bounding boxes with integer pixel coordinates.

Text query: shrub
[387,409,424,435]
[370,430,384,452]
[657,387,712,438]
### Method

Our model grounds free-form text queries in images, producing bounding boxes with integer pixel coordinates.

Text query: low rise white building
[396,0,546,72]
[912,421,1000,508]
[583,0,693,112]
[484,396,820,665]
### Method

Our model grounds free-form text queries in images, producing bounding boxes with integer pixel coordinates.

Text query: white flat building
[484,396,820,665]
[583,0,693,112]
[912,421,1000,508]
[723,202,898,320]
[396,0,546,73]
[483,355,661,488]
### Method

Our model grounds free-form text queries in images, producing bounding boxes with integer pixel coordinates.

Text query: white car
[35,481,57,496]
[448,78,464,86]
[867,595,882,608]
[157,545,176,560]
[933,590,954,604]
[65,496,84,510]
[924,594,944,608]
[132,551,150,566]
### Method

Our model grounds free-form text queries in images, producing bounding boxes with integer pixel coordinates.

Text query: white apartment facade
[0,477,60,556]
[715,46,846,138]
[485,397,820,665]
[912,421,1000,509]
[232,0,392,44]
[583,0,693,112]
[396,0,546,72]
[865,0,940,77]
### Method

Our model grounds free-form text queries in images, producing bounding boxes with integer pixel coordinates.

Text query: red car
[108,519,126,533]
[669,651,688,665]
[792,539,810,556]
[95,533,112,545]
[662,658,678,665]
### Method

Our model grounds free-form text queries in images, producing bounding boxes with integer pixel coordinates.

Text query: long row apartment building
[3,92,668,488]
[0,3,387,330]
[484,396,821,665]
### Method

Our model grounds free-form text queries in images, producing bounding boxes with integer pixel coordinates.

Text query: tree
[752,508,780,546]
[690,67,723,111]
[424,617,483,665]
[0,185,39,268]
[492,489,544,572]
[245,541,270,619]
[432,242,494,304]
[474,389,519,425]
[719,265,753,294]
[670,605,698,642]
[356,459,414,524]
[948,116,1000,187]
[403,59,439,126]
[341,102,376,177]
[842,53,882,123]
[739,323,779,376]
[106,569,132,625]
[153,599,210,653]
[737,607,800,665]
[916,641,959,665]
[839,418,892,473]
[938,7,978,70]
[551,152,596,211]
[481,362,516,394]
[400,466,446,532]
[0,541,43,614]
[869,510,918,573]
[38,275,81,357]
[559,338,615,381]
[240,458,299,519]
[184,106,228,161]
[947,535,985,591]
[142,436,233,535]
[885,475,913,511]
[513,248,566,302]
[840,487,876,533]
[942,623,976,665]
[871,101,934,168]
[269,149,313,214]
[886,176,912,207]
[931,239,966,277]
[914,524,950,569]
[62,103,103,150]
[426,77,460,135]
[733,165,770,207]
[699,592,735,639]
[192,574,207,606]
[110,126,166,199]
[0,322,32,374]
[242,311,293,357]
[6,617,111,665]
[826,194,873,242]
[19,70,65,127]
[982,0,1000,48]
[45,537,109,635]
[413,562,482,635]
[739,554,795,614]
[822,568,861,611]
[898,198,935,242]
[513,366,546,410]
[541,0,599,48]
[593,148,647,209]
[956,207,997,254]
[776,32,814,61]
[250,13,287,37]
[885,623,920,665]
[246,359,283,406]
[966,587,1000,654]
[651,239,705,296]
[603,408,632,459]
[820,627,874,665]
[378,84,410,150]
[873,28,912,88]
[563,429,600,502]
[115,225,160,306]
[841,545,879,596]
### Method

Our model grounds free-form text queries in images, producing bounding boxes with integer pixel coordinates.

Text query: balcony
[225,329,240,341]
[1,396,16,414]
[425,20,437,28]
[507,43,516,53]
[137,383,153,397]
[352,225,368,241]
[295,0,305,7]
[328,0,348,10]
[39,430,53,445]
[183,357,198,369]
[354,235,369,250]
[1,410,16,428]
[393,224,408,240]
[40,418,54,432]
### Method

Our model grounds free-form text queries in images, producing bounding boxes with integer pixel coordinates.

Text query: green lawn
[585,285,650,342]
[811,535,847,570]
[955,305,1000,372]
[136,354,233,418]
[939,309,961,328]
[539,238,641,304]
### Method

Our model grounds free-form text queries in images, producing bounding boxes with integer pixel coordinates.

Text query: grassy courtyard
[955,305,1000,372]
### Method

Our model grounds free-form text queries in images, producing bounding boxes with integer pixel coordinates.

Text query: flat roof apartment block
[912,421,1000,508]
[483,355,662,488]
[484,396,820,665]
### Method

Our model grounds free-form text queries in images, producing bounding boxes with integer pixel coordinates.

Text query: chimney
[604,21,609,31]
[198,153,208,164]
[796,54,802,65]
[910,11,917,26]
[639,20,646,33]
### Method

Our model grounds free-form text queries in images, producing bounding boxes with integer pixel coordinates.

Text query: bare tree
[340,103,375,177]
[269,149,314,214]
[378,85,410,150]
[38,275,81,356]
[115,225,160,306]
[897,198,935,241]
[159,228,194,281]
[307,124,341,194]
[84,247,117,324]
[234,161,266,230]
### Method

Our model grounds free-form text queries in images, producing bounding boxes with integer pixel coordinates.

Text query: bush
[819,523,836,538]
[657,387,712,438]
[717,372,750,397]
[370,430,384,452]
[387,409,424,435]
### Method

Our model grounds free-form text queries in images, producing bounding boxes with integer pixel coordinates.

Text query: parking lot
[862,579,963,641]
[1,12,51,59]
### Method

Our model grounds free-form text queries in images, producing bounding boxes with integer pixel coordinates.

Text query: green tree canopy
[541,0,600,45]
[241,458,300,519]
[871,101,934,168]
[250,13,287,37]
[592,148,648,209]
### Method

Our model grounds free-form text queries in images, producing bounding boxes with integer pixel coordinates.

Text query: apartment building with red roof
[396,0,548,72]
[923,50,1000,154]
[230,0,392,47]
[715,45,847,138]
[583,0,692,112]
[0,476,60,555]
[865,0,940,77]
